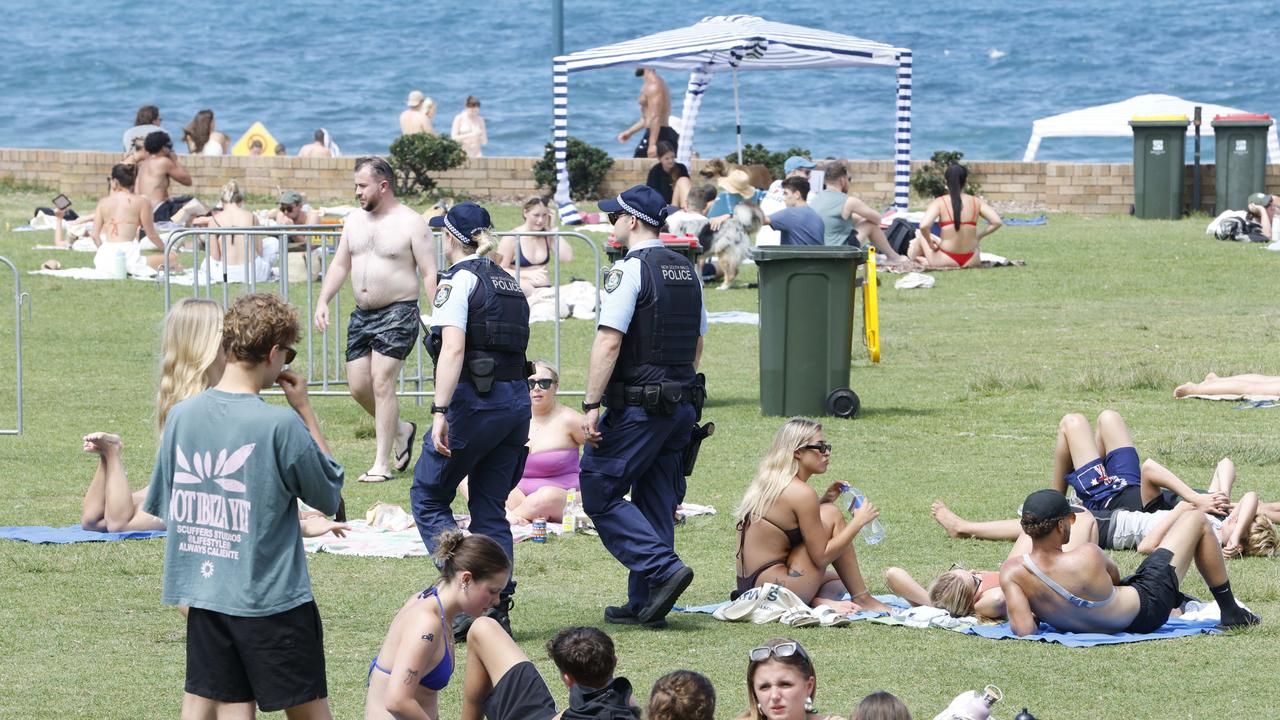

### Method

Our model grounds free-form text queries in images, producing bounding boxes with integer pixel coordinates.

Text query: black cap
[1020,489,1084,523]
[428,202,492,246]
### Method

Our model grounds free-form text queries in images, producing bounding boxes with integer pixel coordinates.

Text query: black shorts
[633,126,680,158]
[153,196,193,223]
[483,661,556,720]
[1108,485,1178,513]
[345,299,420,361]
[1120,548,1181,633]
[185,600,328,712]
[1093,510,1115,550]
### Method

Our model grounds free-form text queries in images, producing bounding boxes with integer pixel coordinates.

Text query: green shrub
[910,150,981,200]
[387,133,468,196]
[533,136,614,201]
[733,144,812,181]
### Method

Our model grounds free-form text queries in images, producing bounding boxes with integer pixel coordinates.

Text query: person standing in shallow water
[314,157,437,484]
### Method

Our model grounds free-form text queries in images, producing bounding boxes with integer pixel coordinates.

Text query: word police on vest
[490,275,521,294]
[661,264,695,282]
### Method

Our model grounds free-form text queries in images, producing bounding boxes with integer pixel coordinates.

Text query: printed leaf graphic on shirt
[172,443,256,492]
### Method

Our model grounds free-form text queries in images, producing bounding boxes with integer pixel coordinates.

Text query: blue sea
[4,0,1275,162]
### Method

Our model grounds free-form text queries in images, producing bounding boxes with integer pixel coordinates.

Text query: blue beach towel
[0,525,166,544]
[1003,215,1048,226]
[1234,399,1280,410]
[965,616,1220,647]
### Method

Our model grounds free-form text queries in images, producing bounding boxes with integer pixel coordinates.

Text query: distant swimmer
[451,96,487,158]
[400,90,436,135]
[299,129,334,158]
[617,68,678,159]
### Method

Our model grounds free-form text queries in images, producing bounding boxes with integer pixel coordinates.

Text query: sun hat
[717,169,755,197]
[783,156,816,174]
[428,201,492,245]
[1020,489,1084,524]
[406,90,425,108]
[279,190,303,205]
[598,185,668,227]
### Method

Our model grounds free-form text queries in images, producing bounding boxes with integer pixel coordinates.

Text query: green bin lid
[751,246,865,262]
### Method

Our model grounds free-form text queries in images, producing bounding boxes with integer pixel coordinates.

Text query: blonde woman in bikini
[909,164,1003,269]
[192,179,270,282]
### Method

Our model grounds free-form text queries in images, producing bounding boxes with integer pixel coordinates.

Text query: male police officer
[413,202,531,639]
[580,185,708,628]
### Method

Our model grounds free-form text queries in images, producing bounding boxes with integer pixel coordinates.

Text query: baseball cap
[598,185,668,227]
[406,90,425,107]
[1248,192,1271,208]
[428,201,492,245]
[783,156,817,174]
[1020,489,1084,524]
[279,190,303,205]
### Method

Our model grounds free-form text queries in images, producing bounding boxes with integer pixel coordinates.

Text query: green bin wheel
[826,388,860,419]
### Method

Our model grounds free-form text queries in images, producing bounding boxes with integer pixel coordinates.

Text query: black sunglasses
[526,378,555,390]
[748,641,809,663]
[798,441,832,454]
[279,346,296,364]
[607,211,629,226]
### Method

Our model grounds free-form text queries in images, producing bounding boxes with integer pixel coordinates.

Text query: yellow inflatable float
[231,122,281,156]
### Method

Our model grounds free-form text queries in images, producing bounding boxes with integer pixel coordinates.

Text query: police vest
[431,257,529,378]
[611,247,701,385]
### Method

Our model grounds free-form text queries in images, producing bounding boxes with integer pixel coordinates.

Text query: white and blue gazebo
[551,15,914,223]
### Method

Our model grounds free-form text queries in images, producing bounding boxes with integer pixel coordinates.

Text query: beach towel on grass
[1003,215,1048,226]
[964,616,1220,646]
[0,525,165,544]
[1178,392,1280,403]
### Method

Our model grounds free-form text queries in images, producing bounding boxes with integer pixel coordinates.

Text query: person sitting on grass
[1051,410,1230,515]
[1000,489,1260,636]
[907,163,1002,269]
[1174,371,1280,399]
[79,296,346,538]
[733,418,891,615]
[365,530,511,720]
[496,195,574,296]
[459,623,642,719]
[932,457,1277,559]
[737,638,845,720]
[648,670,716,720]
[54,163,181,272]
[851,692,912,720]
[191,179,271,283]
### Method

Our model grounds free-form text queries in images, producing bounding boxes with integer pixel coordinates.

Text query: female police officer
[580,185,709,628]
[412,202,531,639]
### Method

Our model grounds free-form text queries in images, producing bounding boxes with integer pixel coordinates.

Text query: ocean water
[4,0,1275,163]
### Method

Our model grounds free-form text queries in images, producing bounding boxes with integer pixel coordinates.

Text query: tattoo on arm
[402,668,420,686]
[421,633,435,643]
[788,569,804,578]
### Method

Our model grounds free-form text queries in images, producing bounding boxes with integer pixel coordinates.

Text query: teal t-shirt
[809,190,855,246]
[143,389,345,617]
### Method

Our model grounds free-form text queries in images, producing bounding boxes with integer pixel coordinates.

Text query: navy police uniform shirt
[598,239,709,335]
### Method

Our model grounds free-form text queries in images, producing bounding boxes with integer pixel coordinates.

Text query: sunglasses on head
[748,641,808,663]
[279,345,296,364]
[526,378,555,390]
[948,563,982,592]
[798,441,832,454]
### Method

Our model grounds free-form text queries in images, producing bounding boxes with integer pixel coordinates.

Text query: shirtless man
[400,90,432,135]
[617,68,677,159]
[1000,489,1259,637]
[315,157,437,482]
[299,129,332,158]
[135,131,197,225]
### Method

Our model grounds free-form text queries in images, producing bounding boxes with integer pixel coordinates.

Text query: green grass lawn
[0,185,1277,719]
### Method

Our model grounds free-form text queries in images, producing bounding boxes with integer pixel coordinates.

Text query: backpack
[884,218,918,255]
[1216,216,1268,243]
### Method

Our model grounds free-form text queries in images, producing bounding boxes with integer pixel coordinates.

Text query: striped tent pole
[552,59,581,224]
[675,67,713,167]
[893,50,913,209]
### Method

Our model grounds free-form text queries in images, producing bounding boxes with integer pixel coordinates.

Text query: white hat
[406,90,425,108]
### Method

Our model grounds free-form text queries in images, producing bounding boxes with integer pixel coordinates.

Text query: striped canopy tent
[552,15,913,223]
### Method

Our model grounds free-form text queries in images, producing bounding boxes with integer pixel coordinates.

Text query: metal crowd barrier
[160,226,603,399]
[0,256,30,435]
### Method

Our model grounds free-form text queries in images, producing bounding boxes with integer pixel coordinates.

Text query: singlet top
[201,139,225,156]
[1021,554,1115,608]
[975,571,1001,600]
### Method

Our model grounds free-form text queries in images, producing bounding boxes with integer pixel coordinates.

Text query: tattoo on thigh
[403,669,420,685]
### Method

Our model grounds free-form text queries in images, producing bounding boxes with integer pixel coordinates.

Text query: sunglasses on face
[526,378,555,390]
[948,563,982,592]
[607,211,630,226]
[279,346,296,364]
[798,441,832,454]
[748,641,809,663]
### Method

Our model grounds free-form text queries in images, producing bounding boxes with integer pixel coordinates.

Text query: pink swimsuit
[516,447,581,495]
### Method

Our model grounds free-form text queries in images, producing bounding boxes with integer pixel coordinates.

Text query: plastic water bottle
[562,489,581,533]
[932,685,1002,720]
[844,486,886,544]
[113,250,128,279]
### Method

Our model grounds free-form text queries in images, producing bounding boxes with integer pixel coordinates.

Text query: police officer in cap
[412,201,531,639]
[581,184,708,628]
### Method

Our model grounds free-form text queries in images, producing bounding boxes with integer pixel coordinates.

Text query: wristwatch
[581,400,601,412]
[431,403,449,415]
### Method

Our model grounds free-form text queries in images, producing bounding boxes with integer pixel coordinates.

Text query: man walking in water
[1001,489,1259,636]
[315,157,437,483]
[617,68,678,159]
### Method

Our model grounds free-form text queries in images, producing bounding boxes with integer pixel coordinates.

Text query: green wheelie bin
[752,245,865,418]
[1211,113,1272,213]
[1129,115,1188,219]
